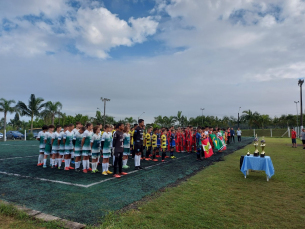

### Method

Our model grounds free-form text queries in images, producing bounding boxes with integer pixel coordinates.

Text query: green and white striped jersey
[91,134,101,153]
[37,131,46,149]
[101,132,112,153]
[64,130,74,150]
[74,132,83,151]
[123,133,130,149]
[59,132,65,150]
[52,132,61,150]
[82,130,93,150]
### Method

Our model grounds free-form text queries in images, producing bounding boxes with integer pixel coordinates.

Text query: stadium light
[200,108,205,125]
[238,107,241,128]
[298,79,304,131]
[100,97,110,127]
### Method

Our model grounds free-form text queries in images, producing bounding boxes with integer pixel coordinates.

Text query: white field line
[0,154,193,188]
[0,155,37,161]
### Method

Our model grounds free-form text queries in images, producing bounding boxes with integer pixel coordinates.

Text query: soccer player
[156,128,161,157]
[91,126,101,173]
[51,125,61,168]
[134,119,144,170]
[37,125,48,166]
[170,129,176,159]
[131,124,137,159]
[43,125,54,168]
[161,129,168,162]
[123,125,131,168]
[58,125,68,169]
[112,123,128,178]
[81,123,93,173]
[151,128,158,161]
[196,128,202,160]
[101,124,113,175]
[175,128,181,153]
[72,122,82,164]
[145,127,152,161]
[74,126,85,172]
[63,124,75,170]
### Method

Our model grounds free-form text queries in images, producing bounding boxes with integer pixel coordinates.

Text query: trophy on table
[247,149,250,156]
[260,137,266,157]
[253,134,259,157]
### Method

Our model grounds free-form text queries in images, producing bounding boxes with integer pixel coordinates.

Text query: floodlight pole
[298,79,304,131]
[238,107,241,128]
[200,108,205,125]
[294,101,299,128]
[101,97,110,127]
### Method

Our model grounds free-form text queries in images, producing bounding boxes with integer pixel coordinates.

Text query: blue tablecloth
[241,155,275,178]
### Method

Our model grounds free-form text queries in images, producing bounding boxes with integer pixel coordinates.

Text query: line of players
[36,119,226,178]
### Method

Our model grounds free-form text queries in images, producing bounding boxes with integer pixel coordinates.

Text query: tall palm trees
[0,98,16,132]
[124,117,137,124]
[16,94,46,133]
[40,101,62,125]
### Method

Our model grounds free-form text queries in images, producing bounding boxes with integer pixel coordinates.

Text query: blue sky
[1,0,305,123]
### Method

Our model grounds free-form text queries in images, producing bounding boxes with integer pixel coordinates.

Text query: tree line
[0,94,302,133]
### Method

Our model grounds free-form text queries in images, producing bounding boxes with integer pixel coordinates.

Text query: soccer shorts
[134,145,143,154]
[103,152,111,158]
[302,140,305,144]
[292,138,296,144]
[74,150,82,157]
[82,150,90,156]
[51,150,58,154]
[64,149,73,155]
[123,148,130,156]
[44,150,51,155]
[59,149,65,155]
[92,152,100,159]
[39,148,45,154]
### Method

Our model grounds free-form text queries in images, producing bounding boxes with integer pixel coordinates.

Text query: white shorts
[103,153,111,158]
[39,149,45,154]
[51,150,58,154]
[64,149,73,155]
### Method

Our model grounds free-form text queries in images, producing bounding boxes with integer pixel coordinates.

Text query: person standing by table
[237,128,242,142]
[291,128,297,148]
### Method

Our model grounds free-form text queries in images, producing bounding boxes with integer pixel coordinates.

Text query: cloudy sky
[1,0,305,123]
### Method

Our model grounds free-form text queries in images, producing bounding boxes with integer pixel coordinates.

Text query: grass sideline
[96,137,305,228]
[0,201,65,229]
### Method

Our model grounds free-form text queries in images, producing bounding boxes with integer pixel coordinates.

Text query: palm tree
[40,101,62,125]
[16,94,46,133]
[242,109,255,128]
[0,98,16,132]
[124,117,137,125]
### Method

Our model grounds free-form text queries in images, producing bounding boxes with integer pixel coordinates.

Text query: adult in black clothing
[112,123,128,178]
[230,128,235,143]
[134,119,144,170]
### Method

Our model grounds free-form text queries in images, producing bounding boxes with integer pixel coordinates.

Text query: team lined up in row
[36,119,236,178]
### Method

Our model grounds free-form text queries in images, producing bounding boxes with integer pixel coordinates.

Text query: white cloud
[0,1,159,58]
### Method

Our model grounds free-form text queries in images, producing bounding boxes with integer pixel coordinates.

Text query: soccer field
[0,138,253,225]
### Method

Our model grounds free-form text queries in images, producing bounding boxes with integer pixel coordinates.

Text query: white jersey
[91,134,101,153]
[101,132,112,153]
[204,131,209,136]
[82,130,93,150]
[123,133,130,149]
[59,131,66,150]
[72,128,79,140]
[64,130,74,150]
[237,130,242,136]
[37,131,46,149]
[52,132,61,150]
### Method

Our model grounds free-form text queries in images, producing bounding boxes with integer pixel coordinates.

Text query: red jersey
[291,130,296,139]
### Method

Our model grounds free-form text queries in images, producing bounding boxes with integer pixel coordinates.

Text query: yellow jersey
[129,130,134,145]
[161,134,167,149]
[152,134,157,148]
[146,133,152,147]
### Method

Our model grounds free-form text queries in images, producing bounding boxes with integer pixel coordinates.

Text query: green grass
[0,201,65,229]
[94,137,305,228]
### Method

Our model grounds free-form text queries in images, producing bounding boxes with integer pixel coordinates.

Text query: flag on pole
[218,135,227,151]
[202,138,214,158]
[210,133,220,151]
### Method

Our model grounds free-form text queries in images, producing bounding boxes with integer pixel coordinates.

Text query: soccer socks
[75,161,81,169]
[102,163,107,172]
[38,154,43,164]
[162,151,166,160]
[134,155,138,166]
[170,151,174,157]
[50,158,53,166]
[123,159,127,166]
[43,158,47,166]
[65,159,68,168]
[86,160,90,169]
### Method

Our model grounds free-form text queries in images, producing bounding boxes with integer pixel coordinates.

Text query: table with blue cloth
[240,155,275,181]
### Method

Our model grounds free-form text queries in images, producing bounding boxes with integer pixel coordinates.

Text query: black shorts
[302,140,305,144]
[134,145,143,154]
[146,146,152,152]
[292,139,296,144]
